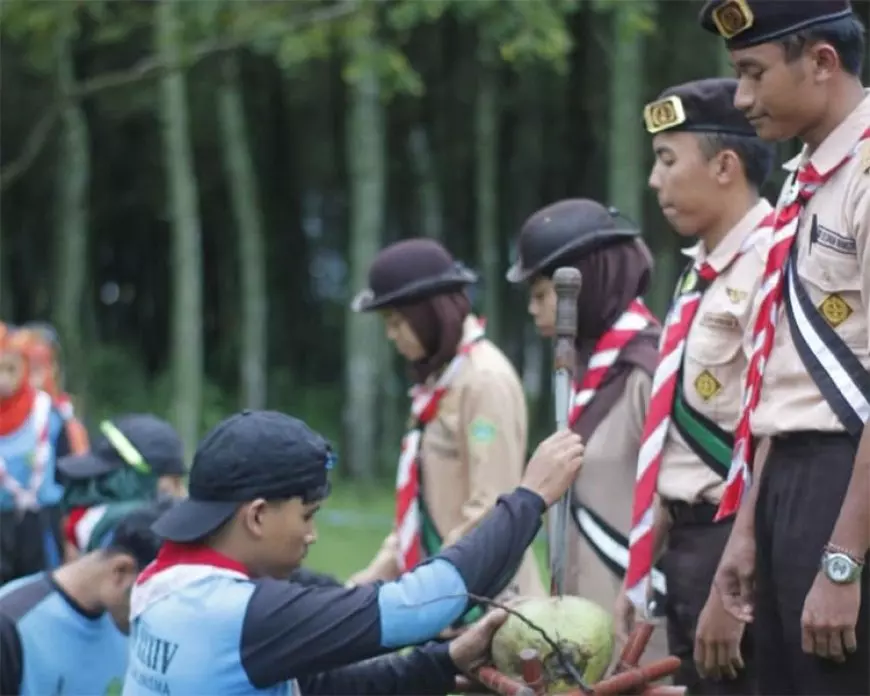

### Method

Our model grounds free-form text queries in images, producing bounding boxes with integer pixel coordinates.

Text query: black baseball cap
[57,414,185,480]
[151,410,335,543]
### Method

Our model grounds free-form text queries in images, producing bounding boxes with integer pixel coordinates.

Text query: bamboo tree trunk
[218,53,268,410]
[156,0,204,458]
[407,126,443,241]
[344,13,386,482]
[607,5,645,226]
[52,13,90,400]
[474,54,500,341]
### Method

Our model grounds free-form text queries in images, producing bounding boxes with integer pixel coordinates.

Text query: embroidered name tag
[700,312,739,331]
[811,222,856,256]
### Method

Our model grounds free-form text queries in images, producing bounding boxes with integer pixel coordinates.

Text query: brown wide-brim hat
[351,238,478,313]
[506,199,639,284]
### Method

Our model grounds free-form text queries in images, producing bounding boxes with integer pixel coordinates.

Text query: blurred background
[3,0,870,578]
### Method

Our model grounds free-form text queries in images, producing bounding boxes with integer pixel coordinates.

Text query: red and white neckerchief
[717,127,870,521]
[131,542,250,620]
[625,215,774,608]
[395,317,485,572]
[0,390,52,511]
[568,299,659,427]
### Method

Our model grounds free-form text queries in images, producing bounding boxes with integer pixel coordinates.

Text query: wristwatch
[820,545,865,584]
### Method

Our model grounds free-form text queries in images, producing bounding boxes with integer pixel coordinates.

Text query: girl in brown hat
[507,198,669,661]
[348,238,545,621]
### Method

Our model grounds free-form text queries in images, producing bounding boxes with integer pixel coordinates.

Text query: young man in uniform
[122,409,584,695]
[698,2,870,694]
[618,76,775,694]
[0,501,168,696]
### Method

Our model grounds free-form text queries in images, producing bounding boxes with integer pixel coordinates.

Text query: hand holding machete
[549,266,583,596]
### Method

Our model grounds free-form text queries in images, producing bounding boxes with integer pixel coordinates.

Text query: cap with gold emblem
[699,0,854,49]
[643,77,755,136]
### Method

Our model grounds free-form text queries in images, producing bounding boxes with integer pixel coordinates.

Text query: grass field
[306,483,549,581]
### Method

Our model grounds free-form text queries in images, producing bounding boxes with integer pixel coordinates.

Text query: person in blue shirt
[123,409,584,695]
[0,500,170,696]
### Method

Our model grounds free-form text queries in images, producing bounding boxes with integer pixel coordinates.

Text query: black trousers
[660,501,756,695]
[0,506,63,586]
[754,432,870,695]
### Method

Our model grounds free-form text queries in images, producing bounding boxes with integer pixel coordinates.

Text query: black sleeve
[438,486,545,599]
[241,487,545,689]
[0,613,23,695]
[298,642,457,695]
[287,567,343,588]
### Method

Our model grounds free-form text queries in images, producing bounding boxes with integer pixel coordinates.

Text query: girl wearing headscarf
[507,198,669,660]
[0,325,73,583]
[15,324,89,455]
[348,238,545,621]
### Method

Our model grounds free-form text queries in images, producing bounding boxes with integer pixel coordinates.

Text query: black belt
[665,500,720,527]
[771,430,854,449]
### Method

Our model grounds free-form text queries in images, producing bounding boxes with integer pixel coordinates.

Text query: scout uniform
[506,199,669,663]
[699,1,870,693]
[624,78,774,693]
[350,241,545,614]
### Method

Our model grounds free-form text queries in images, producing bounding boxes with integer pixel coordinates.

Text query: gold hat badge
[643,95,686,134]
[712,0,755,39]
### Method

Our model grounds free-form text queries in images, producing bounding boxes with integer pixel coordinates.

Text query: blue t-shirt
[0,394,68,510]
[121,488,546,695]
[0,572,129,695]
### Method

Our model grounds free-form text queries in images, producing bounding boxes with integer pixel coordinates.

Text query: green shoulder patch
[469,417,498,444]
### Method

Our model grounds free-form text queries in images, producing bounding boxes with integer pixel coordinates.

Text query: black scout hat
[699,0,854,49]
[351,238,477,313]
[643,77,757,137]
[151,410,335,543]
[506,199,639,284]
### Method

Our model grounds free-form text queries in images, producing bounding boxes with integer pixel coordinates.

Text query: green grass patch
[307,483,549,582]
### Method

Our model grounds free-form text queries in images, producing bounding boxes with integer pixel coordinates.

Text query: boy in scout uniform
[620,77,775,694]
[698,1,870,694]
[347,238,545,615]
[507,198,669,664]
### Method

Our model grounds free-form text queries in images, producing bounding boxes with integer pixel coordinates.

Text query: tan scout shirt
[564,367,669,662]
[366,316,546,598]
[658,199,773,505]
[751,93,870,436]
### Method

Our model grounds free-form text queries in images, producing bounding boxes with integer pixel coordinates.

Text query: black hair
[779,16,866,76]
[697,133,776,191]
[103,499,173,569]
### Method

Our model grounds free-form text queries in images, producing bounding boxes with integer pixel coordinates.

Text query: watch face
[826,553,856,583]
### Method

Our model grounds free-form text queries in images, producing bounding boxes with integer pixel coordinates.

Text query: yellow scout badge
[711,0,754,39]
[818,294,852,329]
[694,370,723,401]
[643,95,686,134]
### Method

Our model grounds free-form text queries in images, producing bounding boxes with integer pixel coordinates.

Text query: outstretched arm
[239,488,545,690]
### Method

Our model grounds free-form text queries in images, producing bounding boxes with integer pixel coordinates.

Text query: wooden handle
[553,267,583,340]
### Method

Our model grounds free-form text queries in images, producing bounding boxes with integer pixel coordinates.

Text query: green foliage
[0,1,147,73]
[592,0,657,41]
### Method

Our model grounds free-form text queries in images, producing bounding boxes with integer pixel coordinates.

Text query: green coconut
[490,596,615,694]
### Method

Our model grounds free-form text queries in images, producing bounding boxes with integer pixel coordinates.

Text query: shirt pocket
[798,246,866,353]
[684,315,745,425]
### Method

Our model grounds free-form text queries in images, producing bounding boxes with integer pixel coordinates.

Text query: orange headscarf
[0,328,36,435]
